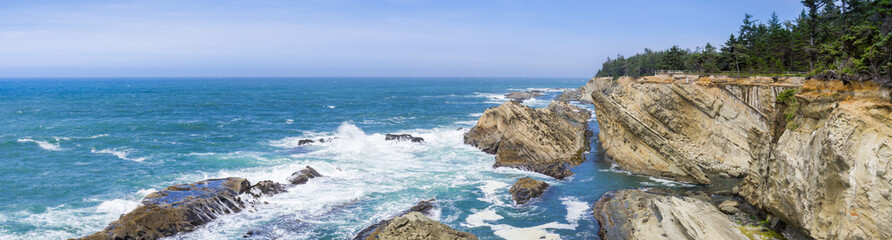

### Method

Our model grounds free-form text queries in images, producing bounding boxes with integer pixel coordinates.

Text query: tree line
[596,0,892,85]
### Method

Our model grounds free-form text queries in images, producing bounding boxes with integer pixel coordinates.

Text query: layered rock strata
[464,101,591,179]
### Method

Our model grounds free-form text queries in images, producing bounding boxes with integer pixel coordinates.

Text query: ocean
[0,78,692,239]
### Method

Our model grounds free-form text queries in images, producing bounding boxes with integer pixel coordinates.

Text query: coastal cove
[0,78,695,239]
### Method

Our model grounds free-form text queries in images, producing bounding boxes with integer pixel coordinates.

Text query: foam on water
[16,138,63,151]
[91,147,149,162]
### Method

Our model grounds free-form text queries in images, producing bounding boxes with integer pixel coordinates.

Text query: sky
[0,0,806,78]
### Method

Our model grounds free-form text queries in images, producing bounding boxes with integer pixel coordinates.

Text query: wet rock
[249,180,286,197]
[287,166,322,185]
[593,189,749,240]
[509,177,548,204]
[464,101,590,179]
[504,90,544,102]
[297,138,334,146]
[719,200,741,214]
[353,199,475,240]
[79,178,251,240]
[385,134,424,143]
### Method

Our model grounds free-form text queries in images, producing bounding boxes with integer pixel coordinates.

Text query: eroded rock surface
[464,101,591,179]
[80,178,251,240]
[592,189,749,240]
[587,75,803,184]
[354,199,476,240]
[738,79,892,239]
[509,177,548,204]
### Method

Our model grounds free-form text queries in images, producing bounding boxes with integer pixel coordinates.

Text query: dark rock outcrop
[385,134,424,143]
[504,90,544,102]
[509,177,548,204]
[353,199,476,240]
[249,180,286,197]
[464,101,591,179]
[554,88,582,102]
[79,178,251,240]
[287,166,323,185]
[297,138,334,146]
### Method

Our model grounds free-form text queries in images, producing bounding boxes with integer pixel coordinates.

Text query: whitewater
[0,78,692,239]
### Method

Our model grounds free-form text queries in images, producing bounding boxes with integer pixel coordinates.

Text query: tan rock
[354,199,476,240]
[592,189,748,240]
[464,101,590,179]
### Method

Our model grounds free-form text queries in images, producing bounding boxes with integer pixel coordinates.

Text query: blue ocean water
[0,78,691,239]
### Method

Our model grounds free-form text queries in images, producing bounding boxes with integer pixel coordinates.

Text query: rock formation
[587,75,802,184]
[385,134,425,143]
[586,75,892,239]
[554,88,582,102]
[509,177,548,204]
[79,178,252,240]
[287,166,322,184]
[464,101,591,179]
[354,199,477,240]
[80,166,324,240]
[592,189,750,240]
[738,79,892,239]
[504,90,544,102]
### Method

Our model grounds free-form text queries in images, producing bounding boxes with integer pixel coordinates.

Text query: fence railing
[653,70,807,77]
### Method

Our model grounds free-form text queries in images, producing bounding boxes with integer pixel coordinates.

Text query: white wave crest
[17,138,63,151]
[91,147,148,162]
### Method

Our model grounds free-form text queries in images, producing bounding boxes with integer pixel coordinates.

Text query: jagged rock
[464,101,590,179]
[738,79,892,239]
[385,134,424,143]
[586,76,807,184]
[504,90,544,102]
[353,199,475,240]
[297,138,334,146]
[593,189,749,240]
[79,178,251,240]
[554,88,582,102]
[287,166,322,185]
[509,177,548,204]
[249,180,286,197]
[719,200,741,214]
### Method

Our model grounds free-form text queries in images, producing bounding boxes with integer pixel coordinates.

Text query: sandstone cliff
[464,101,591,179]
[738,79,892,239]
[586,75,892,239]
[587,75,801,184]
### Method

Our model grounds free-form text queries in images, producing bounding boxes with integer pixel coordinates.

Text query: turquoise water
[0,78,691,239]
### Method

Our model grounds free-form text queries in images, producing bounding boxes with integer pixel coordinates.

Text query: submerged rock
[593,189,749,240]
[297,138,334,146]
[464,101,590,179]
[353,199,476,240]
[504,90,544,102]
[287,166,323,185]
[79,177,251,240]
[385,134,424,143]
[509,177,548,204]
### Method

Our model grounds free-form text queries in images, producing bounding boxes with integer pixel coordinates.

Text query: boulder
[718,200,741,214]
[509,177,548,204]
[464,101,590,179]
[249,180,286,197]
[592,189,749,240]
[504,90,544,102]
[354,199,476,240]
[297,138,334,146]
[287,166,322,185]
[79,178,251,240]
[385,134,424,143]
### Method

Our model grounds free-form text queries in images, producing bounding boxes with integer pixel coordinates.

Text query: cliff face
[588,76,800,184]
[739,80,892,239]
[588,75,892,239]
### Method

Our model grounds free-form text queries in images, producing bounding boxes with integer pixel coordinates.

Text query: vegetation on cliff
[596,0,892,85]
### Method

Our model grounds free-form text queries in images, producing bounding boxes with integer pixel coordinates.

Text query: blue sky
[0,0,805,78]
